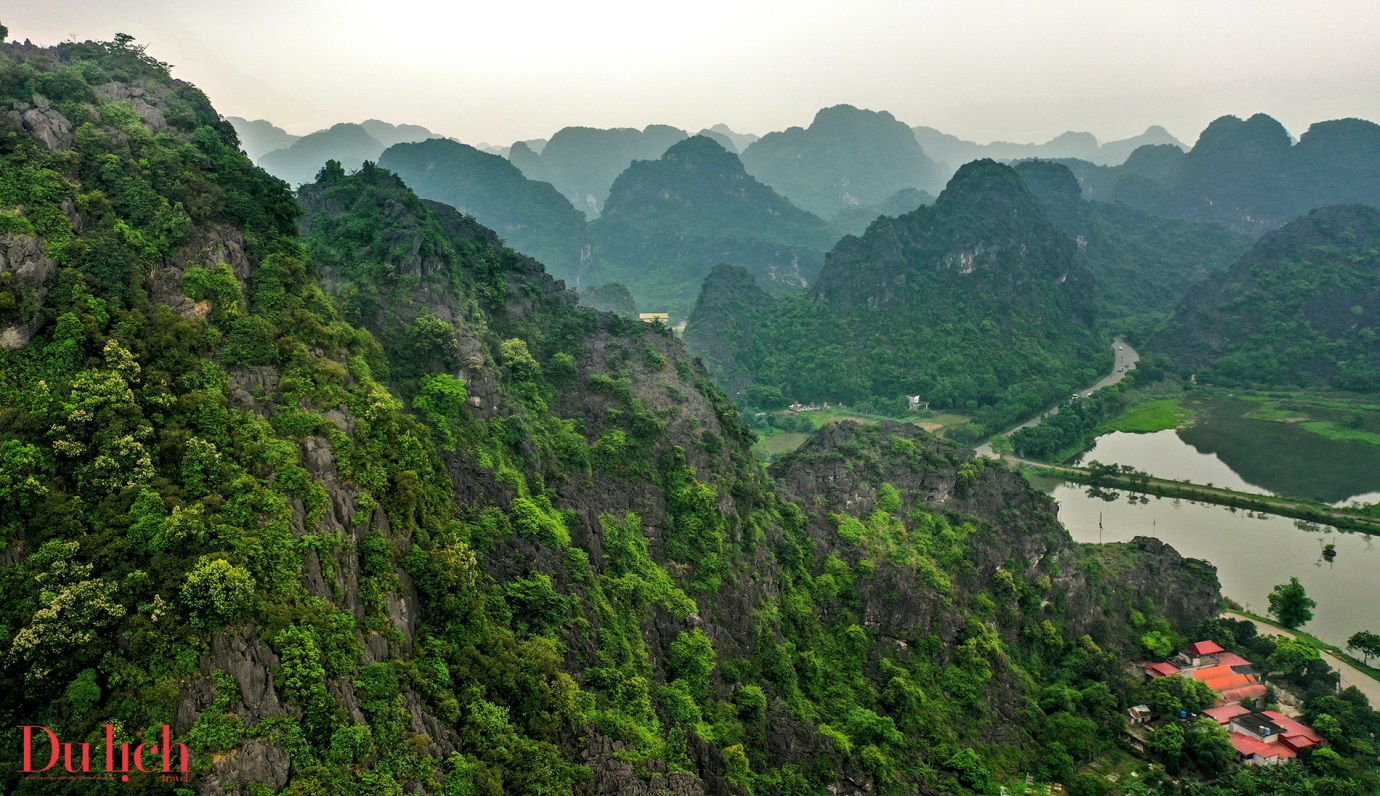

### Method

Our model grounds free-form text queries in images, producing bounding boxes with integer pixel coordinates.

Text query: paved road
[1225,612,1380,707]
[976,337,1138,457]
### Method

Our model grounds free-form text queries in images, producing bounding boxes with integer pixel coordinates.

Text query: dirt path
[1224,612,1380,706]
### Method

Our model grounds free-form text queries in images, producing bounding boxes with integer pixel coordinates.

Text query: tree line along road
[975,336,1138,458]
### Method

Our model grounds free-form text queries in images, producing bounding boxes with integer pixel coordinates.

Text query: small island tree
[1268,577,1316,629]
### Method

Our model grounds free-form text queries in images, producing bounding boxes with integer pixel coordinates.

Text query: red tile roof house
[1202,704,1251,725]
[1188,662,1267,705]
[1144,661,1181,679]
[1227,711,1324,766]
[1177,640,1226,669]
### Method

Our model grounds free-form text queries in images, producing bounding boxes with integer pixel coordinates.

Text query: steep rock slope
[1013,160,1253,318]
[379,137,591,286]
[591,135,839,318]
[741,105,945,217]
[686,160,1106,439]
[1152,204,1380,391]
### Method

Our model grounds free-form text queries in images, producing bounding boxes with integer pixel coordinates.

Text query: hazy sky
[7,1,1380,147]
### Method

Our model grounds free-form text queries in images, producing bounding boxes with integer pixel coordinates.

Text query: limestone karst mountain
[590,135,840,318]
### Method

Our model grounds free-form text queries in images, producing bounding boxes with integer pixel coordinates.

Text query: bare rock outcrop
[5,95,73,151]
[0,233,59,350]
[95,81,170,133]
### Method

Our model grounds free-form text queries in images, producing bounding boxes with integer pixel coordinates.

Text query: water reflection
[1075,398,1380,505]
[1041,479,1380,649]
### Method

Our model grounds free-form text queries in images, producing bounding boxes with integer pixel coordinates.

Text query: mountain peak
[933,159,1040,214]
[662,133,736,164]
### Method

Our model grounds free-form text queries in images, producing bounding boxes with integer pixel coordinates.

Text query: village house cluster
[1128,640,1324,766]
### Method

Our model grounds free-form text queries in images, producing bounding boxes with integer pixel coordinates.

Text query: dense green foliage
[589,135,838,319]
[380,138,591,286]
[1268,577,1317,630]
[2,35,1376,796]
[1013,161,1253,320]
[740,105,945,216]
[1152,204,1380,392]
[1011,376,1139,459]
[687,160,1108,442]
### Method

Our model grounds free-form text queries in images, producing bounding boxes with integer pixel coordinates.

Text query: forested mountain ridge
[507,123,688,218]
[1152,203,1380,391]
[1012,160,1254,318]
[590,135,839,318]
[6,31,1375,796]
[687,160,1107,440]
[740,105,946,217]
[1107,114,1380,233]
[378,137,592,286]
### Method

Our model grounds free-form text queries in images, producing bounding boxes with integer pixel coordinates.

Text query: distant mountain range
[228,118,443,186]
[914,125,1186,173]
[226,117,299,161]
[379,138,590,286]
[1052,114,1380,234]
[507,124,688,218]
[740,105,947,217]
[590,135,840,318]
[1013,160,1252,319]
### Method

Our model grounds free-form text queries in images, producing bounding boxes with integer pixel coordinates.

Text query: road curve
[975,337,1138,457]
[1224,612,1380,706]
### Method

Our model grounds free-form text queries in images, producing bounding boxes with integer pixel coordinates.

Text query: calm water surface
[1037,478,1380,649]
[1075,398,1380,505]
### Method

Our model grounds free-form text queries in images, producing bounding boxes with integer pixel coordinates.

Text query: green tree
[1188,718,1235,776]
[1268,577,1316,629]
[181,557,256,629]
[1346,630,1380,665]
[1267,638,1321,677]
[1151,722,1185,766]
[1068,772,1113,796]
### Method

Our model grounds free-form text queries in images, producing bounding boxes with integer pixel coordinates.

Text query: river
[1039,477,1380,650]
[1033,395,1380,649]
[1076,398,1380,506]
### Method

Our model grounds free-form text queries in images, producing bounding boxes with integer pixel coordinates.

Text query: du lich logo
[18,724,191,784]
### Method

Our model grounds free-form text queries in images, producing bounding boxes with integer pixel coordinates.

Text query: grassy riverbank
[1100,397,1193,433]
[1017,461,1380,535]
